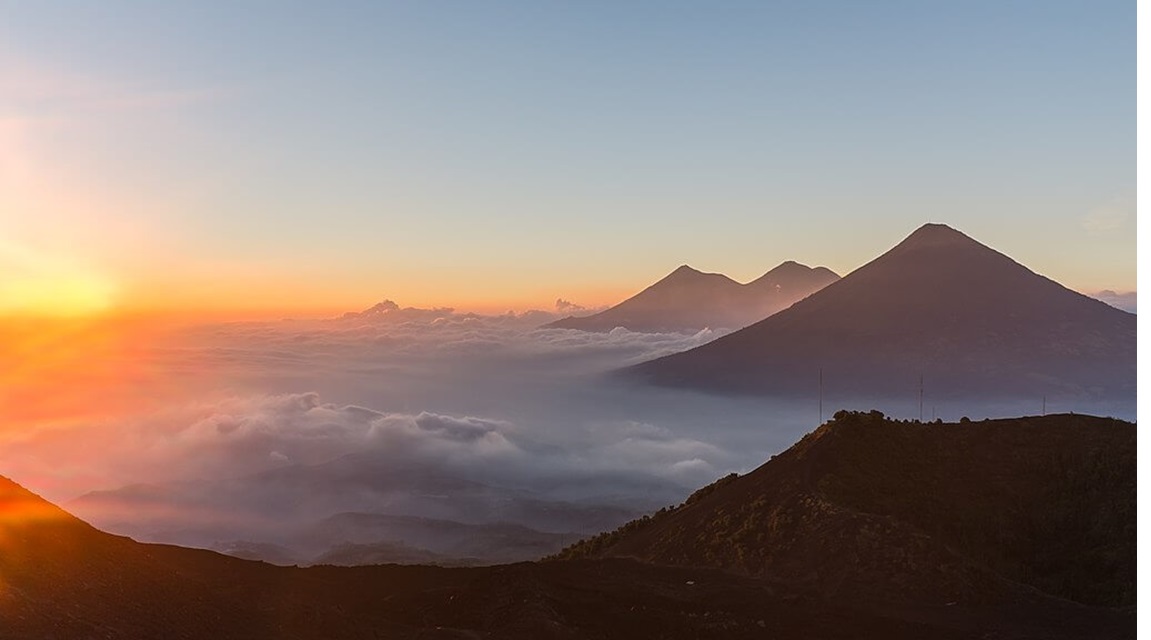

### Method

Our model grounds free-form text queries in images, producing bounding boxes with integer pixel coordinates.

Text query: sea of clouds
[3,301,825,550]
[6,297,1108,559]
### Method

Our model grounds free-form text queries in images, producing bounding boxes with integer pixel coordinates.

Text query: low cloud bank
[5,301,1057,561]
[5,303,805,558]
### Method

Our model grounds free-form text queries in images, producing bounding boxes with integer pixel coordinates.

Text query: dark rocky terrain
[557,411,1135,609]
[0,410,1134,639]
[627,224,1136,405]
[547,261,839,333]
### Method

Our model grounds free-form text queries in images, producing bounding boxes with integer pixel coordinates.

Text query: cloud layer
[4,304,804,517]
[8,301,1059,558]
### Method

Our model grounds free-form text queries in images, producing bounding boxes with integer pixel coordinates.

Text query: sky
[0,1,1135,318]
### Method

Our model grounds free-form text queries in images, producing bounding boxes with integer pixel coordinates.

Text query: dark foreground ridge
[0,411,1134,639]
[555,411,1134,608]
[626,223,1136,402]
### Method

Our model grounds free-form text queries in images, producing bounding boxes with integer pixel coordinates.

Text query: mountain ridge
[625,224,1135,403]
[548,260,840,333]
[553,411,1135,608]
[0,411,1134,639]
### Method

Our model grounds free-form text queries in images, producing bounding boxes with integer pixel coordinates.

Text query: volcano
[626,224,1135,403]
[548,261,838,333]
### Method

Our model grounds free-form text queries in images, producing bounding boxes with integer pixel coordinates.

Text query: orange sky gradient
[0,2,1135,326]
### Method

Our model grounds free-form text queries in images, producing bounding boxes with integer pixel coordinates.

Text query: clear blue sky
[0,1,1134,314]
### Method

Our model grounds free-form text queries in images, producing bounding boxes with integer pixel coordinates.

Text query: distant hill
[298,512,581,564]
[555,411,1135,608]
[212,512,585,567]
[547,261,839,333]
[1091,290,1136,313]
[68,452,645,565]
[311,540,465,567]
[626,224,1136,403]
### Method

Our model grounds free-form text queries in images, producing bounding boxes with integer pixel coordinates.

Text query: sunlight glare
[0,272,118,317]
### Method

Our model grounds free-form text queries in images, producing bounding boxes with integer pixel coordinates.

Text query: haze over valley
[0,223,1132,571]
[0,2,1134,637]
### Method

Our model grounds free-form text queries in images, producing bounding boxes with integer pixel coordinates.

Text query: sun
[0,272,118,317]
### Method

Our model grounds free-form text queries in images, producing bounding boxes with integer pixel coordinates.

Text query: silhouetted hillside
[555,411,1134,608]
[627,224,1135,404]
[548,261,838,333]
[312,540,464,567]
[0,419,1134,639]
[298,512,580,564]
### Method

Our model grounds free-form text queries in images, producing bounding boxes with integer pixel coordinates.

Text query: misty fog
[2,301,1125,565]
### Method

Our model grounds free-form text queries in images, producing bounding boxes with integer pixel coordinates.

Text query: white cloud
[1,302,817,546]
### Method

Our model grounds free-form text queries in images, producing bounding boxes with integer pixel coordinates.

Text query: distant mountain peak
[663,264,710,280]
[654,265,737,289]
[748,261,839,292]
[896,223,979,249]
[338,300,456,322]
[362,300,400,314]
[761,260,811,276]
[626,223,1135,401]
[546,260,839,333]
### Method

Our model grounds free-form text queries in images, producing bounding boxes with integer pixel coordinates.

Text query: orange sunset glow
[0,317,166,424]
[0,2,1138,639]
[0,272,118,318]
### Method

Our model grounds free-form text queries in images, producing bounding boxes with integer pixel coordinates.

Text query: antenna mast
[918,375,924,422]
[819,368,823,424]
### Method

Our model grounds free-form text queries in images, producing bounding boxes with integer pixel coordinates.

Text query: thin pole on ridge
[819,368,823,424]
[918,375,924,422]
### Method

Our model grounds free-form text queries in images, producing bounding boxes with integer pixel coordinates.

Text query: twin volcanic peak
[547,261,840,333]
[626,223,1135,403]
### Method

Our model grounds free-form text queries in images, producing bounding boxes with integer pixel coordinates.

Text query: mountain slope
[627,224,1135,402]
[548,262,839,333]
[555,411,1135,608]
[0,417,1135,640]
[0,473,1057,640]
[0,476,256,638]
